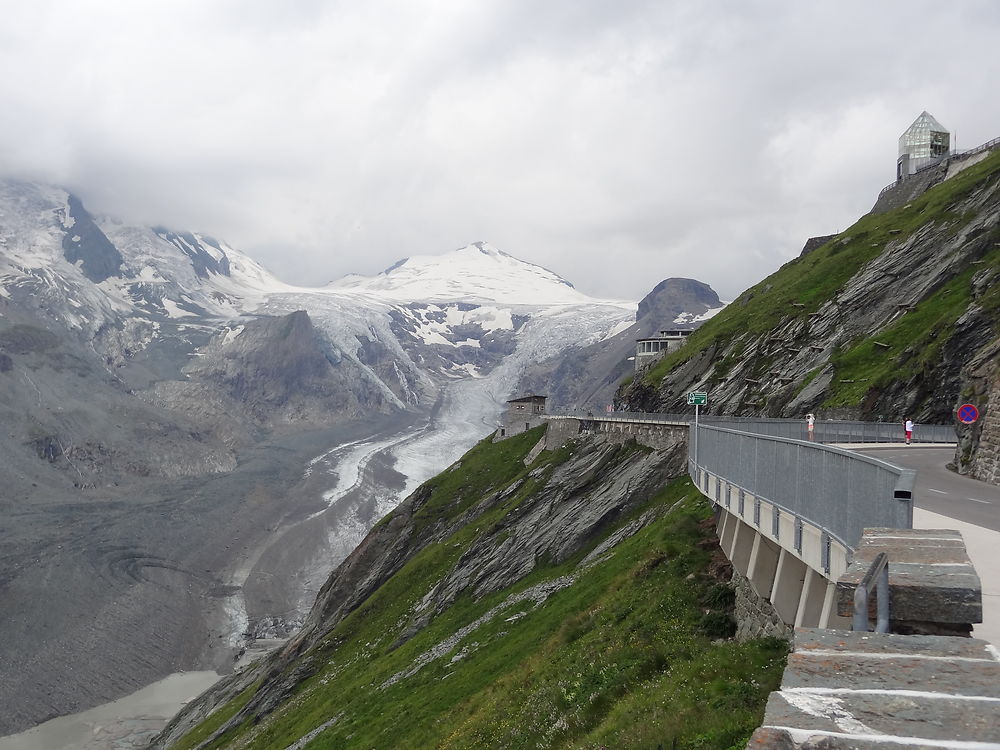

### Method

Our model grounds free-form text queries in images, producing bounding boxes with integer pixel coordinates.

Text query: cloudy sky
[2,1,999,301]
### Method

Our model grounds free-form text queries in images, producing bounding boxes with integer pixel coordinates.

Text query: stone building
[634,329,691,371]
[897,111,950,180]
[499,394,547,438]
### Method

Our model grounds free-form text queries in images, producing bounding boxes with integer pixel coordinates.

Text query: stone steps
[748,627,1000,748]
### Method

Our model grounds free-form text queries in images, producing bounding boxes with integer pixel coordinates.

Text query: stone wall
[732,569,793,642]
[540,418,688,452]
[870,162,950,214]
[542,418,582,449]
[581,420,689,451]
[870,148,996,215]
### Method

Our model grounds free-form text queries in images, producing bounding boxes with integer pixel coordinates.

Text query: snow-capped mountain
[329,241,601,306]
[0,180,286,330]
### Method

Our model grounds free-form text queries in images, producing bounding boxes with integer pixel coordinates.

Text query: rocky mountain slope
[619,145,1000,475]
[154,428,786,750]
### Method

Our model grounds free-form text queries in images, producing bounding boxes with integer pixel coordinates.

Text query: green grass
[822,266,988,406]
[641,146,1000,407]
[409,426,547,534]
[170,681,258,750]
[174,440,786,750]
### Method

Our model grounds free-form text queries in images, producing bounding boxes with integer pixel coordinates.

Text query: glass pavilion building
[897,111,950,179]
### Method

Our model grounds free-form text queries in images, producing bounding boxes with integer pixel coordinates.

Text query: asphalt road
[855,445,1000,532]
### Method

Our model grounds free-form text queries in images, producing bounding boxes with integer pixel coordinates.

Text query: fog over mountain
[2,2,1000,301]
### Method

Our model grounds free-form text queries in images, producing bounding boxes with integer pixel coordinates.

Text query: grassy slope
[172,432,786,750]
[642,148,1000,408]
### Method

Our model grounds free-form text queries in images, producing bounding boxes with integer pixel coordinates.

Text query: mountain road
[853,445,1000,532]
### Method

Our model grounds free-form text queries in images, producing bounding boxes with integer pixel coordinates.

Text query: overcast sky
[2,1,999,301]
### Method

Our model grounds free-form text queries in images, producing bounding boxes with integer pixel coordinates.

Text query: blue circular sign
[958,404,979,424]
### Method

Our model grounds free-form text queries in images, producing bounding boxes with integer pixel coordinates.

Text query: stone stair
[748,627,1000,748]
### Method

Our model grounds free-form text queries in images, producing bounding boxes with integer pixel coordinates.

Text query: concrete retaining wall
[700,468,852,633]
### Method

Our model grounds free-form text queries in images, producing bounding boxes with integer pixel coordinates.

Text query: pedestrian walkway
[914,508,1000,647]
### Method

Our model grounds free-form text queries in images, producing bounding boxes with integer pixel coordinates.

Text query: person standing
[806,413,815,441]
[904,418,914,445]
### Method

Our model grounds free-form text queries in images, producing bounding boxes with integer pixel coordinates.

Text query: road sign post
[686,392,708,469]
[958,404,979,424]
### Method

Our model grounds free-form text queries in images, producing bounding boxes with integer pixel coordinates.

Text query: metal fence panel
[565,411,955,445]
[586,411,956,444]
[693,423,913,549]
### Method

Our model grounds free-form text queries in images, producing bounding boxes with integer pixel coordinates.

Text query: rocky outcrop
[61,193,124,282]
[173,310,389,428]
[798,234,837,257]
[636,277,720,322]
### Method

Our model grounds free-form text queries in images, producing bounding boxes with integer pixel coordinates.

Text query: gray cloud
[2,0,999,300]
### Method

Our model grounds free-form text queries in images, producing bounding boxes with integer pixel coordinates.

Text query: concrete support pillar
[718,510,738,559]
[770,549,806,625]
[730,519,754,577]
[794,567,828,628]
[747,535,781,599]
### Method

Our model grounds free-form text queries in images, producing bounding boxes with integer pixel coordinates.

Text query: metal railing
[549,410,942,551]
[692,423,915,550]
[703,417,955,445]
[853,552,891,633]
[552,411,956,445]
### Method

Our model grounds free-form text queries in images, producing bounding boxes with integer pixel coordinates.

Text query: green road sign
[687,391,708,406]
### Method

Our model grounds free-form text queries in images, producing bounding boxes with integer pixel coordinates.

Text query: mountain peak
[329,242,605,306]
[636,278,723,324]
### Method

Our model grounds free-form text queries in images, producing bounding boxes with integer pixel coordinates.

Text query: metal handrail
[690,423,913,550]
[853,552,890,633]
[548,412,957,445]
